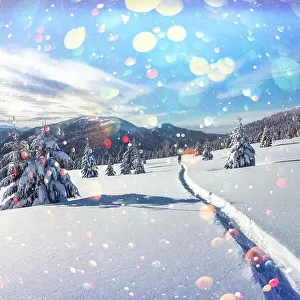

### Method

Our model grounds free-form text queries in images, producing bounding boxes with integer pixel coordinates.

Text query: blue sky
[0,0,300,133]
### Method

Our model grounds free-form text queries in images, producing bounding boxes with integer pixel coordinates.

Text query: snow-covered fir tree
[195,141,201,153]
[120,141,136,175]
[228,126,238,148]
[141,151,147,164]
[133,149,145,174]
[202,141,213,160]
[120,153,131,175]
[162,140,173,157]
[260,127,272,148]
[81,138,98,178]
[224,117,255,169]
[0,117,30,208]
[1,125,79,210]
[105,158,116,176]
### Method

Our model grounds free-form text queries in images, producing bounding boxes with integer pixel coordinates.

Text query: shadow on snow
[55,193,201,208]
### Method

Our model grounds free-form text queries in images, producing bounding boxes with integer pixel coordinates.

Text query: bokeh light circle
[204,0,226,7]
[195,276,214,290]
[122,136,129,144]
[146,68,158,79]
[125,57,136,66]
[148,116,158,127]
[104,138,112,149]
[125,0,162,12]
[133,32,157,52]
[207,65,227,82]
[167,25,187,42]
[272,57,300,92]
[189,57,209,76]
[291,2,300,18]
[242,89,251,97]
[100,88,120,100]
[245,246,267,266]
[219,294,237,300]
[156,0,183,16]
[195,31,204,38]
[217,57,235,75]
[211,237,225,248]
[199,204,216,221]
[35,34,43,43]
[204,116,214,126]
[64,27,86,50]
[276,177,287,188]
[153,26,161,34]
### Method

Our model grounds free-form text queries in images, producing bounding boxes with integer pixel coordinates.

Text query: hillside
[208,107,300,150]
[0,116,223,161]
[244,106,300,141]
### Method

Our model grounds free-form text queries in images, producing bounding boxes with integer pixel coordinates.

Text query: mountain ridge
[0,116,223,162]
[1,106,300,159]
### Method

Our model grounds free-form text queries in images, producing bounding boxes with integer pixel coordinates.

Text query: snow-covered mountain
[5,116,223,157]
[0,125,31,145]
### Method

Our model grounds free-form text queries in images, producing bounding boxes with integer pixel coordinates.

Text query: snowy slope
[182,138,300,290]
[0,158,264,300]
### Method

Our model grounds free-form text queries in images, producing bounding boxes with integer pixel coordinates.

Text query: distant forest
[209,107,300,151]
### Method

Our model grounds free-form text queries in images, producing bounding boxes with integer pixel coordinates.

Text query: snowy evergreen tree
[120,142,135,175]
[117,149,123,163]
[0,117,30,207]
[224,136,231,148]
[202,141,213,160]
[260,127,272,148]
[162,140,172,157]
[81,138,98,178]
[195,141,201,152]
[120,153,131,175]
[105,159,116,176]
[141,151,147,164]
[133,156,145,174]
[224,117,255,169]
[30,125,72,168]
[133,148,145,174]
[1,125,79,210]
[228,126,239,148]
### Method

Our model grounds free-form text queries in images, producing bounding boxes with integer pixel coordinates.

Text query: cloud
[217,51,300,100]
[0,47,152,126]
[127,110,188,128]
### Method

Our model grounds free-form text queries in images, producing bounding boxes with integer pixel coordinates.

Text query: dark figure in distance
[178,154,182,164]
